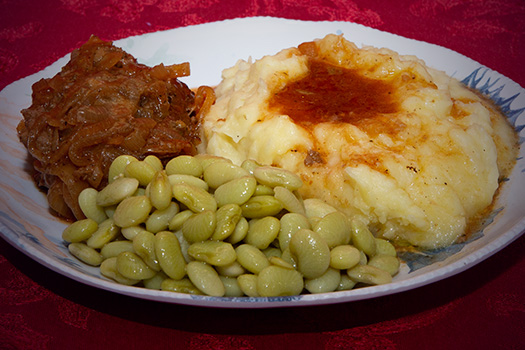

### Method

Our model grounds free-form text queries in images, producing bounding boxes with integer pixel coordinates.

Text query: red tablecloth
[1,1,524,349]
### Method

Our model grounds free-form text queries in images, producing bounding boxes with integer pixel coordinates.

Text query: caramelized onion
[18,36,209,220]
[194,86,216,119]
[47,181,72,219]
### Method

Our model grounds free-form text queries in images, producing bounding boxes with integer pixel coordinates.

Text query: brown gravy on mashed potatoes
[201,34,519,250]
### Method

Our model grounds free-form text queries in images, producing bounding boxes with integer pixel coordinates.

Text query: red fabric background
[1,0,524,349]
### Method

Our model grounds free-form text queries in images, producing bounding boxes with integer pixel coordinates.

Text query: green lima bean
[63,154,401,298]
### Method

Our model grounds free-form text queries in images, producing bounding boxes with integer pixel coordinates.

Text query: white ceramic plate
[0,17,524,308]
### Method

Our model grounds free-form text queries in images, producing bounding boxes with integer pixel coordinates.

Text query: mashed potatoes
[200,34,518,250]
